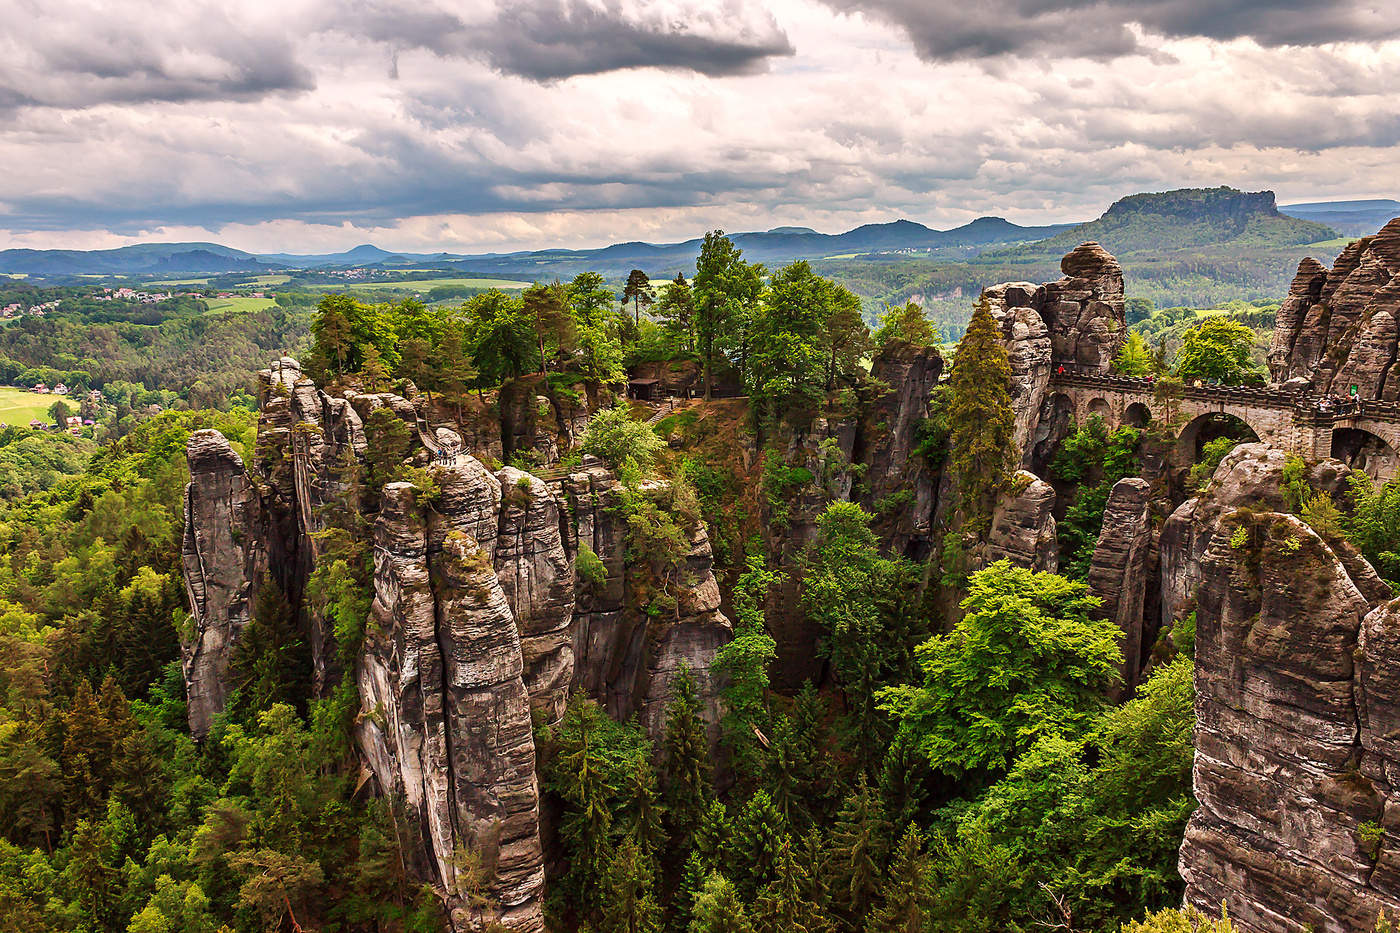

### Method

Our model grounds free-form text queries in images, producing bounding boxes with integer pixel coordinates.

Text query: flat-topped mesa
[1269,217,1400,397]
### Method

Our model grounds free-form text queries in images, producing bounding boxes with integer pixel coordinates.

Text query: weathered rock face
[356,480,546,933]
[1269,217,1400,396]
[561,460,732,743]
[861,340,944,556]
[1179,507,1400,932]
[981,471,1058,573]
[981,242,1126,461]
[180,429,265,739]
[1085,477,1153,691]
[1158,444,1366,634]
[180,362,734,931]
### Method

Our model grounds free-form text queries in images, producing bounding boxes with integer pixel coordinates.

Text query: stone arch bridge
[1047,370,1400,481]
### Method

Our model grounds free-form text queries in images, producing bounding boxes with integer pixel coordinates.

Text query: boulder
[982,471,1057,573]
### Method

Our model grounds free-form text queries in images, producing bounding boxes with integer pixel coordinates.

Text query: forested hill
[999,187,1336,258]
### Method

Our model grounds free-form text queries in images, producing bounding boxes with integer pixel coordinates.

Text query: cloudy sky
[2,0,1398,254]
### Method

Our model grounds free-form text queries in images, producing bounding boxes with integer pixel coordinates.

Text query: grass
[1302,237,1359,251]
[148,274,291,287]
[333,276,528,292]
[0,387,61,426]
[203,296,279,314]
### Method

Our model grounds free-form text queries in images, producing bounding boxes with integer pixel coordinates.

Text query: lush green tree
[624,269,657,325]
[581,403,666,479]
[765,682,838,831]
[522,282,576,374]
[867,825,933,933]
[712,551,779,781]
[656,274,696,352]
[661,667,715,849]
[47,399,72,429]
[752,837,830,933]
[828,777,890,924]
[464,290,536,384]
[872,302,938,351]
[1047,416,1142,579]
[1173,318,1262,385]
[689,872,754,933]
[600,834,664,933]
[802,502,925,774]
[1113,330,1157,376]
[398,336,434,394]
[879,561,1121,784]
[945,299,1017,532]
[693,232,763,399]
[730,790,789,898]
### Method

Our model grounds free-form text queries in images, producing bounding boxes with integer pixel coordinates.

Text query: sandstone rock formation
[1085,477,1153,691]
[180,362,735,931]
[180,429,264,739]
[861,339,944,556]
[1180,507,1400,932]
[1269,217,1400,397]
[981,471,1058,573]
[981,242,1126,464]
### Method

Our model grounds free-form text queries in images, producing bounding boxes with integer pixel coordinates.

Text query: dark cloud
[343,0,794,80]
[818,0,1400,60]
[0,2,315,109]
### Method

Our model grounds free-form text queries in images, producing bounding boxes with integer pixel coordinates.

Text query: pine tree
[689,872,754,933]
[398,336,433,395]
[599,834,663,933]
[437,325,479,416]
[945,298,1017,533]
[623,269,656,325]
[522,282,575,374]
[691,800,732,871]
[662,666,713,846]
[730,790,789,898]
[359,343,390,391]
[672,850,710,933]
[753,837,829,933]
[621,755,667,857]
[557,696,614,911]
[866,825,932,933]
[828,776,891,923]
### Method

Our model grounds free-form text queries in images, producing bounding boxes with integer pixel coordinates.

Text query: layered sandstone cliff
[1270,217,1400,396]
[179,361,734,931]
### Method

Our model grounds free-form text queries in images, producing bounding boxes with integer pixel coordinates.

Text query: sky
[2,0,1398,254]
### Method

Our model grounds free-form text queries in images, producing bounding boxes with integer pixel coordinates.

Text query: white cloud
[0,0,1397,252]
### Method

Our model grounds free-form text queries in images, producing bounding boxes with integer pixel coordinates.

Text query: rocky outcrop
[1179,507,1400,932]
[1085,477,1153,691]
[180,429,265,739]
[494,468,576,724]
[981,471,1058,573]
[1158,444,1375,634]
[561,461,732,743]
[861,340,944,556]
[180,361,734,930]
[356,479,545,933]
[1269,217,1400,396]
[982,242,1126,462]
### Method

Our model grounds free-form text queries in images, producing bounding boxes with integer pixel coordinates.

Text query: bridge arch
[1085,397,1112,424]
[1177,411,1261,461]
[1332,425,1400,481]
[1123,401,1152,428]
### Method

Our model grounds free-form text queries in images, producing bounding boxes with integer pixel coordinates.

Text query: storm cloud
[818,0,1400,61]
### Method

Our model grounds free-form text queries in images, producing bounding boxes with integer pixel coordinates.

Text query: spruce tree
[753,837,829,933]
[866,825,932,933]
[730,790,789,898]
[945,298,1017,532]
[600,834,663,933]
[828,776,891,923]
[689,872,754,933]
[661,666,713,846]
[621,756,667,857]
[359,343,390,391]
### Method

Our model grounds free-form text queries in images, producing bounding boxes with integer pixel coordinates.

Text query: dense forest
[2,227,1398,933]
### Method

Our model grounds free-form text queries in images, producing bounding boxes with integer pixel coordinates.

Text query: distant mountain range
[0,216,1076,279]
[1278,199,1400,236]
[2,187,1390,281]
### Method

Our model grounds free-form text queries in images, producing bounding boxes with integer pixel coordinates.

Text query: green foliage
[946,299,1017,532]
[582,403,666,477]
[881,561,1120,784]
[1340,474,1400,588]
[1048,417,1142,580]
[802,503,926,774]
[1172,318,1264,386]
[1113,330,1158,376]
[1118,906,1236,933]
[1188,436,1241,492]
[689,871,755,933]
[576,539,608,586]
[712,551,780,782]
[693,231,764,399]
[872,301,939,351]
[661,667,715,851]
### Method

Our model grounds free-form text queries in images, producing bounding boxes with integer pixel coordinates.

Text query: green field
[336,276,529,292]
[0,387,59,426]
[149,274,291,287]
[203,296,279,314]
